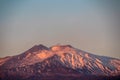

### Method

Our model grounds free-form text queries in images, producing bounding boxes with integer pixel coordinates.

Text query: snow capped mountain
[0,44,120,80]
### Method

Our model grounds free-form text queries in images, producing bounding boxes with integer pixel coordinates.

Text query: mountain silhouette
[0,44,120,80]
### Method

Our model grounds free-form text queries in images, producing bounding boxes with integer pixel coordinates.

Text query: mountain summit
[26,44,49,53]
[0,44,120,80]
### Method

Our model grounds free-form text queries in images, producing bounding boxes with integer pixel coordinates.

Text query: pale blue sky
[0,0,120,58]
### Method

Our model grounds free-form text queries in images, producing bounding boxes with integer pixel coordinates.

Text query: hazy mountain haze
[0,0,120,58]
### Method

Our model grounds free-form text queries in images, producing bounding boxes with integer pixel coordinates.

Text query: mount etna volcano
[0,44,120,80]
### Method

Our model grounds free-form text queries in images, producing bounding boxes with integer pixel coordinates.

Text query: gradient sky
[0,0,120,58]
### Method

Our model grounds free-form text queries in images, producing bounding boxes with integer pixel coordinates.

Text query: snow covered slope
[0,44,120,80]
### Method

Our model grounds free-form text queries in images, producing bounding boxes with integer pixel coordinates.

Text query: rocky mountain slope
[0,44,120,80]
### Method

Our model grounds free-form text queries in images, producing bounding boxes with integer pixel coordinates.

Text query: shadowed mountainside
[0,44,120,80]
